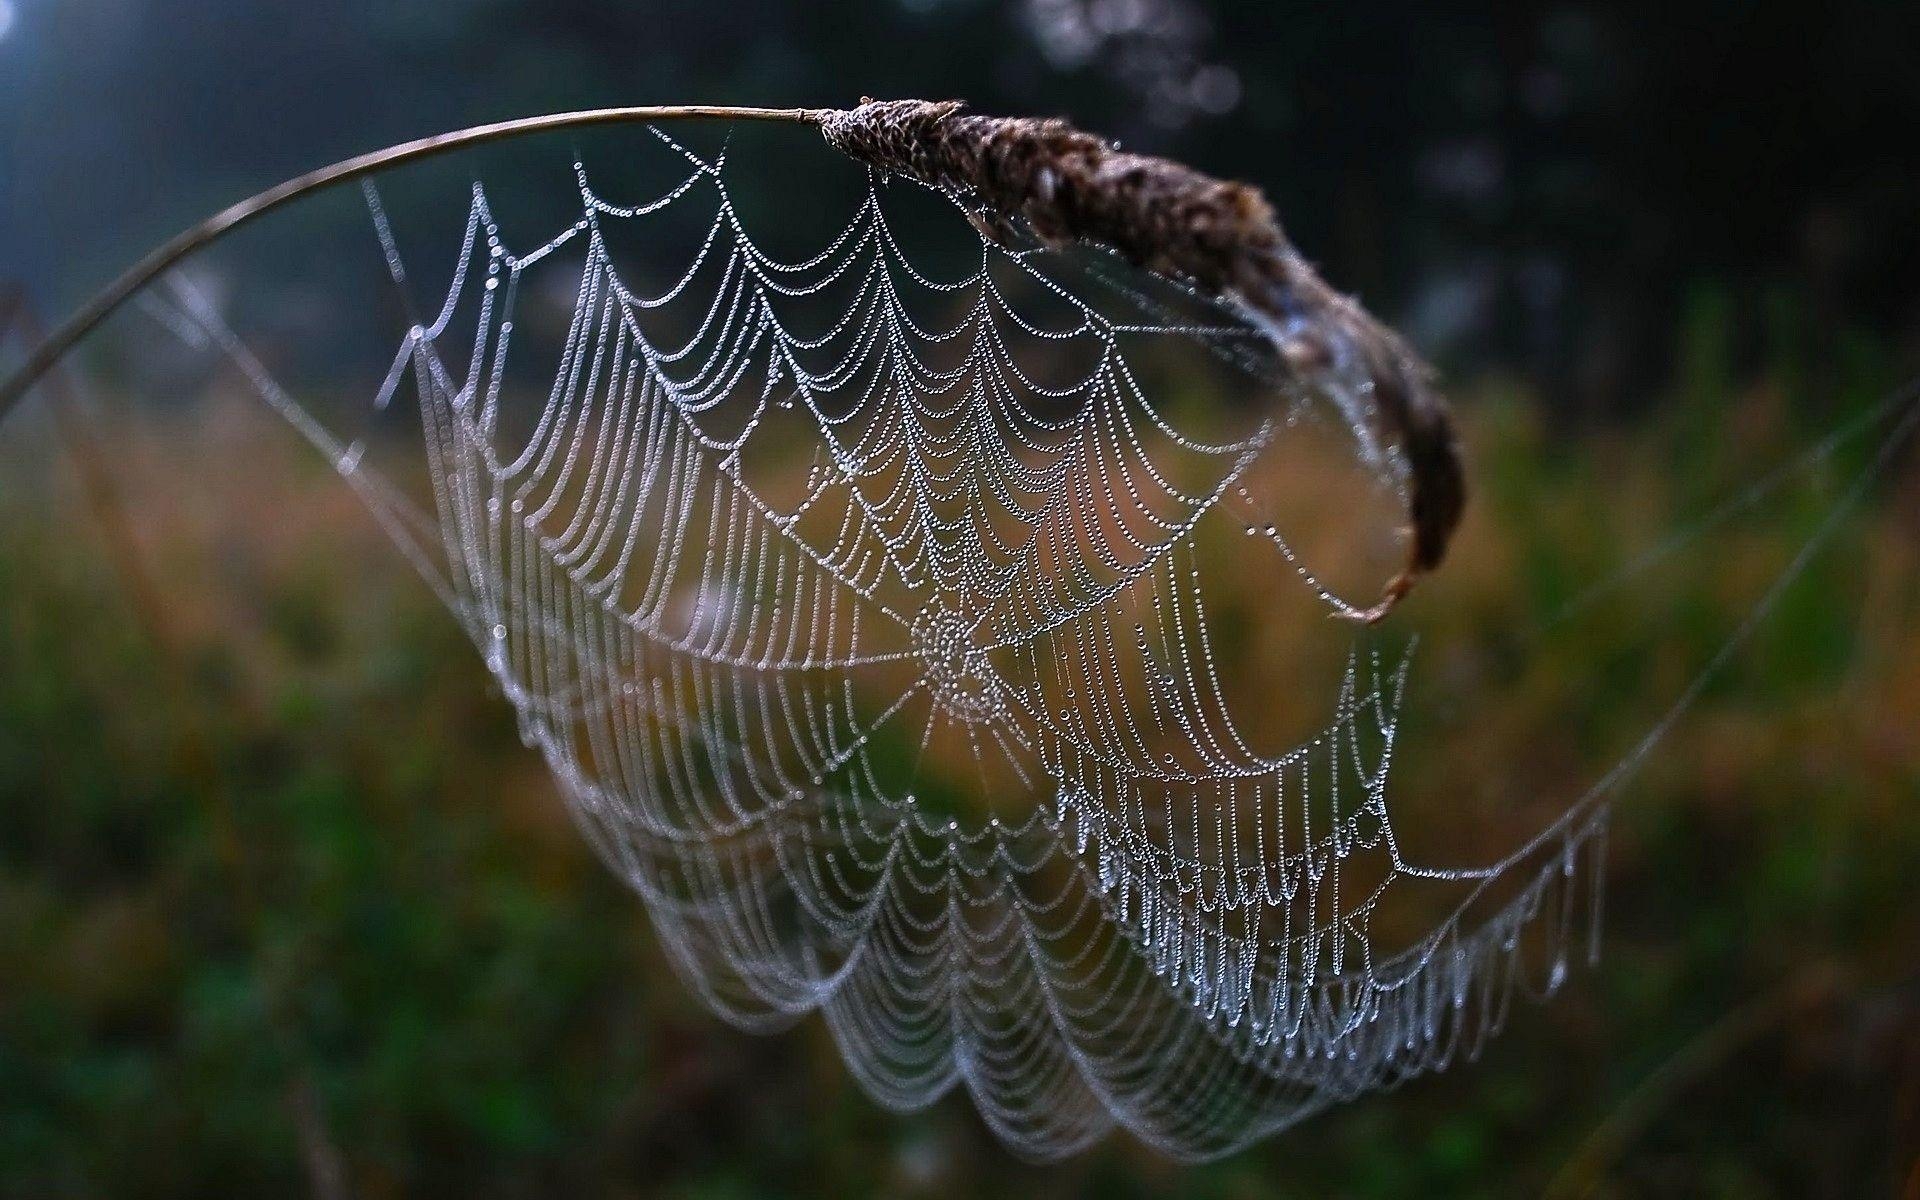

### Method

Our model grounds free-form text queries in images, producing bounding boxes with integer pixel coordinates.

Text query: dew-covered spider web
[113,121,1917,1162]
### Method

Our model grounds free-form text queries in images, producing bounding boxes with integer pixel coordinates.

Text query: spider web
[122,122,1904,1161]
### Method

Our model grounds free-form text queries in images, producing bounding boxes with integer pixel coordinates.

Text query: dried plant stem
[0,106,827,422]
[2,98,1462,618]
[824,99,1465,619]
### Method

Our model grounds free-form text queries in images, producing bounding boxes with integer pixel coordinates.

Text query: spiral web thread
[145,126,1620,1161]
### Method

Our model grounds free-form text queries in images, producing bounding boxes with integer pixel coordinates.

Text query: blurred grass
[1,315,1917,1197]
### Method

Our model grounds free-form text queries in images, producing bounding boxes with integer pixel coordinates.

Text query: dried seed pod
[822,98,1465,621]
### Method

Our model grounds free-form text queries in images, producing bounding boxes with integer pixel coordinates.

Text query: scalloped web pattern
[153,127,1610,1160]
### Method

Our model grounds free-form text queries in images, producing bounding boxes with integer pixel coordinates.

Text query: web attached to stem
[139,125,1714,1161]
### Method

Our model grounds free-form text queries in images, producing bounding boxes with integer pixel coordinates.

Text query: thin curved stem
[1542,965,1847,1199]
[0,104,831,423]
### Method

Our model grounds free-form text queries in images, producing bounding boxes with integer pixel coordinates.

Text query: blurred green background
[3,2,1919,1197]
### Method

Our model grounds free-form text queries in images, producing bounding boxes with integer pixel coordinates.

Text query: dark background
[8,2,1920,409]
[2,2,1918,1197]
